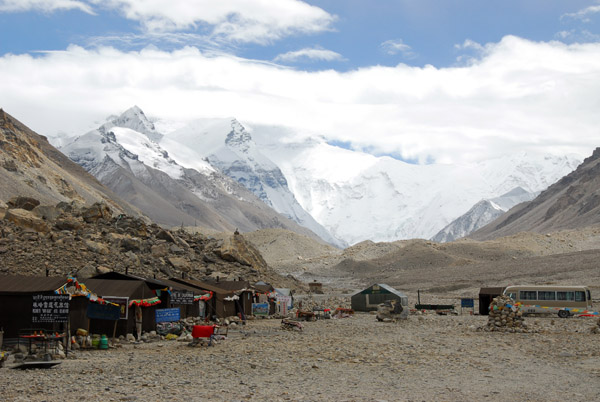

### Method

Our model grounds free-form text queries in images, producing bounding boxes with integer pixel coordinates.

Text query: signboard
[461,298,475,308]
[276,295,292,310]
[252,302,269,317]
[170,290,194,305]
[102,296,129,320]
[32,294,70,323]
[86,303,121,321]
[155,308,180,323]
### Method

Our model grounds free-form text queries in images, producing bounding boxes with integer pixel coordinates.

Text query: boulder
[54,216,82,231]
[85,240,110,255]
[75,263,97,279]
[156,229,176,243]
[7,196,40,211]
[82,202,112,223]
[151,242,170,257]
[168,256,191,272]
[4,208,49,232]
[120,236,142,252]
[32,205,63,221]
[215,233,269,272]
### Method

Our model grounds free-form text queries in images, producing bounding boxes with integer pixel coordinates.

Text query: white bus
[503,285,593,318]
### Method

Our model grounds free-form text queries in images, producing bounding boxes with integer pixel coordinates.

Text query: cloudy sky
[1,0,600,164]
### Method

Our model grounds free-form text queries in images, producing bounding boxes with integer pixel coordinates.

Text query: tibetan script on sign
[32,294,70,323]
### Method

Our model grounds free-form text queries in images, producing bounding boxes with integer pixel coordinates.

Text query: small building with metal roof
[351,284,409,314]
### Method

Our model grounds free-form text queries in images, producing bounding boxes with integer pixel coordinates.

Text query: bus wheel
[558,310,570,318]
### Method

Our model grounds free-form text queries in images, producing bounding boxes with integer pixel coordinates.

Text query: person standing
[135,305,142,341]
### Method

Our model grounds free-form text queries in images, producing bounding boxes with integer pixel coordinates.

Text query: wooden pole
[112,320,118,344]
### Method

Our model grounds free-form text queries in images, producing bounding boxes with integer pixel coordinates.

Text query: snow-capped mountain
[57,107,581,247]
[157,118,345,248]
[247,128,581,245]
[431,187,538,243]
[155,115,579,245]
[59,107,330,242]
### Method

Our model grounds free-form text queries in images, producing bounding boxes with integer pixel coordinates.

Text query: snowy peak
[431,186,538,243]
[102,106,162,143]
[225,119,253,153]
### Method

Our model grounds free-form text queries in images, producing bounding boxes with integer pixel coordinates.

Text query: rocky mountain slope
[0,109,140,216]
[0,198,298,288]
[59,107,328,243]
[432,187,537,242]
[471,147,600,240]
[246,219,600,296]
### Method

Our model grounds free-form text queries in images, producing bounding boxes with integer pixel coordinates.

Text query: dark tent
[478,287,506,315]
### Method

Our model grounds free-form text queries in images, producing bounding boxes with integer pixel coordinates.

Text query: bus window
[557,291,574,301]
[538,291,556,301]
[520,291,537,300]
[506,292,517,300]
[575,291,585,302]
[587,290,592,302]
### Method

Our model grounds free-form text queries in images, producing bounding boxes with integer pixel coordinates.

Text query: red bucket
[192,325,215,338]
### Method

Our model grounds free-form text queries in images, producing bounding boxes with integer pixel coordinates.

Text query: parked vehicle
[503,285,593,318]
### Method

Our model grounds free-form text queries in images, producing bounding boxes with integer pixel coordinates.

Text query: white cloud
[0,0,94,14]
[91,0,336,44]
[380,39,416,59]
[1,36,599,165]
[274,47,344,63]
[561,4,600,22]
[0,1,335,45]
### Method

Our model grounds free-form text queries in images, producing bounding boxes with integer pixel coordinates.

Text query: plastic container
[99,334,108,350]
[91,335,100,349]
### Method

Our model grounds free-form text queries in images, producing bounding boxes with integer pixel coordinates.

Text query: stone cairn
[481,295,531,333]
[591,318,600,334]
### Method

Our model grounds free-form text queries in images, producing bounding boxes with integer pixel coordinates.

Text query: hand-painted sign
[32,294,70,323]
[171,290,194,305]
[155,307,180,323]
[252,302,269,317]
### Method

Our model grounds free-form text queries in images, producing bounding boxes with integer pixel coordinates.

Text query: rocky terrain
[244,224,600,300]
[0,196,299,288]
[2,313,600,401]
[0,109,140,219]
[471,147,600,240]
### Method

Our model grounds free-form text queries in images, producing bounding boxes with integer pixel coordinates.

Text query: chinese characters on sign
[170,290,194,305]
[31,294,70,323]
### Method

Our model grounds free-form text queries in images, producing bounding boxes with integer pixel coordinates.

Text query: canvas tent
[209,280,253,319]
[91,272,204,319]
[478,287,506,315]
[0,275,70,339]
[171,278,236,319]
[69,278,159,338]
[351,284,409,315]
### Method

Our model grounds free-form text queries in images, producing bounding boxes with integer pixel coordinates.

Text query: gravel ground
[3,313,600,402]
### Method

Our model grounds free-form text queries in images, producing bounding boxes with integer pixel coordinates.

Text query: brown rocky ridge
[0,196,299,289]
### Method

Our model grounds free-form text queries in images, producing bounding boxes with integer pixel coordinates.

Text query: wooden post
[112,320,118,344]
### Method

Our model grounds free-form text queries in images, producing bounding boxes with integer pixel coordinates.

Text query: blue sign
[87,303,121,321]
[155,308,180,323]
[461,298,475,308]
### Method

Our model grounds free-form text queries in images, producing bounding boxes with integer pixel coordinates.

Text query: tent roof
[169,278,232,296]
[0,275,68,294]
[479,287,506,295]
[352,283,407,298]
[91,272,172,290]
[84,278,153,299]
